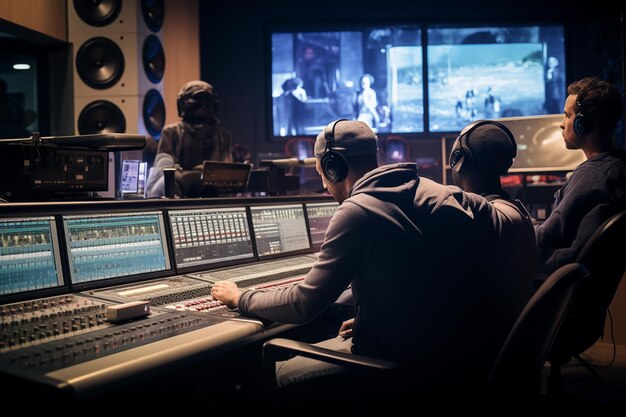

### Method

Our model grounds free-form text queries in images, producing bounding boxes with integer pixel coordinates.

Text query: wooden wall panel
[162,0,200,127]
[0,0,67,41]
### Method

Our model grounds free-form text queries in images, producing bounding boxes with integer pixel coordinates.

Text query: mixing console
[190,254,316,286]
[86,276,212,306]
[0,310,218,374]
[82,256,317,316]
[0,294,109,351]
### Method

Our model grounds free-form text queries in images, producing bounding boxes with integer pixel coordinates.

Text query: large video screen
[428,26,566,132]
[270,26,423,138]
[269,23,566,139]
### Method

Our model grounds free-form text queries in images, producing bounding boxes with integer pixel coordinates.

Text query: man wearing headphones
[449,119,537,319]
[146,80,232,197]
[212,119,538,402]
[535,76,625,274]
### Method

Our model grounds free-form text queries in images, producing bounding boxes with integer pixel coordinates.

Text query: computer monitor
[0,216,64,296]
[499,114,587,172]
[305,202,339,247]
[250,204,310,258]
[168,207,254,272]
[62,211,171,286]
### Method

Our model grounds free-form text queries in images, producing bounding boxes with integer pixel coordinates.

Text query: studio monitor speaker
[69,0,166,196]
[69,0,166,139]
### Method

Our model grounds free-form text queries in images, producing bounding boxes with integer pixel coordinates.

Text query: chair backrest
[550,210,626,362]
[485,263,590,399]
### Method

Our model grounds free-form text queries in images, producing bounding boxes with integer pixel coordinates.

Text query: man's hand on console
[211,281,243,309]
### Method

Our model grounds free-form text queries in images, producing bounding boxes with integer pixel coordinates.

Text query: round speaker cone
[73,0,121,27]
[141,0,165,33]
[142,35,165,83]
[76,37,125,89]
[143,89,165,138]
[78,100,127,134]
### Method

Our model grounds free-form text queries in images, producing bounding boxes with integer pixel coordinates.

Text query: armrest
[262,337,397,392]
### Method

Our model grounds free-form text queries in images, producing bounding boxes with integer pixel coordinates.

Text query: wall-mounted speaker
[69,0,166,196]
[69,0,166,138]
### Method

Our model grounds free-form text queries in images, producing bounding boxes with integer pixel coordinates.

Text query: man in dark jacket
[212,119,534,395]
[146,81,232,197]
[535,76,625,274]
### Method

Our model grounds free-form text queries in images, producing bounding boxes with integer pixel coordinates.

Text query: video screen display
[305,202,339,247]
[168,207,254,270]
[63,212,170,284]
[270,24,566,138]
[0,216,64,295]
[250,204,310,258]
[427,26,566,132]
[270,26,423,138]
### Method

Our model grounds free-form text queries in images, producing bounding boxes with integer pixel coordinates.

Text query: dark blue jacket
[535,151,626,273]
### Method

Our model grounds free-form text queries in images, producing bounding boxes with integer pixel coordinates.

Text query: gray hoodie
[239,162,535,388]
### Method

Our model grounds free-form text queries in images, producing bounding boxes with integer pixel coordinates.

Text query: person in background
[211,119,537,404]
[535,76,625,274]
[354,74,380,130]
[545,56,564,114]
[146,80,232,197]
[282,77,308,136]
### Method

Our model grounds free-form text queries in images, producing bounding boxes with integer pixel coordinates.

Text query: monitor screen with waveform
[0,216,64,296]
[250,204,310,258]
[305,202,339,247]
[168,207,254,271]
[63,212,171,285]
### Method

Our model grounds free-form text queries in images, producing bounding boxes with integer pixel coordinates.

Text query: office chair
[262,338,401,415]
[262,266,589,416]
[547,210,626,396]
[485,263,590,412]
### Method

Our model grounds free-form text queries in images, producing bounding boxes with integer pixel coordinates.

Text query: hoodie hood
[349,162,476,222]
[350,163,420,202]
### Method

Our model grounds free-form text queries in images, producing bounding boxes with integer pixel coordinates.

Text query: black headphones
[176,86,220,118]
[449,120,517,175]
[320,119,350,183]
[574,96,594,136]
